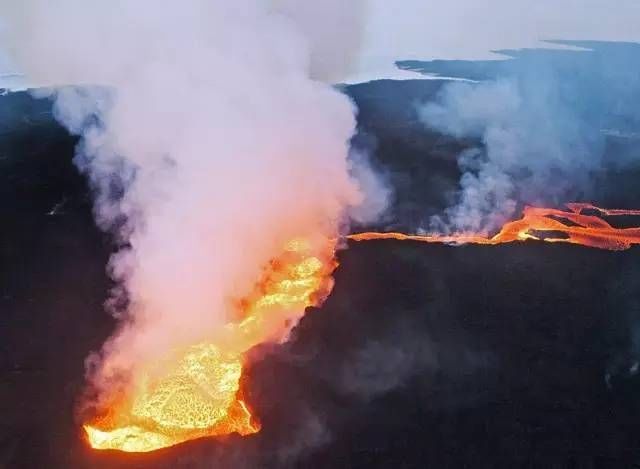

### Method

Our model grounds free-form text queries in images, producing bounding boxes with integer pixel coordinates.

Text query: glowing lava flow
[349,204,640,251]
[84,203,640,453]
[84,238,338,453]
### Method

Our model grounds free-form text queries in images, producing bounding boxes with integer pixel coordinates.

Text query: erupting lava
[84,203,640,453]
[84,238,338,453]
[349,204,640,251]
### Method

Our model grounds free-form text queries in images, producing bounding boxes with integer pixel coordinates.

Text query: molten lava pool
[84,343,257,452]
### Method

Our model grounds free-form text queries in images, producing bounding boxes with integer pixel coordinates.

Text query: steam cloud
[420,43,640,233]
[0,0,387,404]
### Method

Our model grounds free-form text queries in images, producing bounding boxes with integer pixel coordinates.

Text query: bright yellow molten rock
[84,237,338,453]
[84,344,259,453]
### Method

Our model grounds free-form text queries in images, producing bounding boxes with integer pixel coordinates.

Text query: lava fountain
[84,203,640,453]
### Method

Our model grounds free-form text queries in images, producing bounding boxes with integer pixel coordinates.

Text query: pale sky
[2,0,640,87]
[347,0,640,82]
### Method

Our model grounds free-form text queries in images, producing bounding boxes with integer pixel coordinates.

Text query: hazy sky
[348,0,640,82]
[2,0,640,86]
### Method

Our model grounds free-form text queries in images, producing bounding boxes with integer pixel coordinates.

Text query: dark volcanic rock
[1,72,640,468]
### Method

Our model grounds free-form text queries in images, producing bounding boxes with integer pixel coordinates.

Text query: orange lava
[349,203,640,251]
[85,203,640,453]
[84,237,338,453]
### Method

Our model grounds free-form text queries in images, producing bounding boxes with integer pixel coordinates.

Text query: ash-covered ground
[3,45,640,468]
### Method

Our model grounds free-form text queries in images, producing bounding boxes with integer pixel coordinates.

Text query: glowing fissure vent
[349,204,640,251]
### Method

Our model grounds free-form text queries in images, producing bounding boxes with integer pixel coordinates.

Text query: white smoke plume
[420,43,640,234]
[421,77,601,233]
[0,0,386,399]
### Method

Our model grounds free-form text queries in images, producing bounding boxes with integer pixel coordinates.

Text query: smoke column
[0,0,385,404]
[419,42,640,233]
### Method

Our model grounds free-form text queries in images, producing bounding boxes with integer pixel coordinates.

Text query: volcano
[3,49,640,468]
